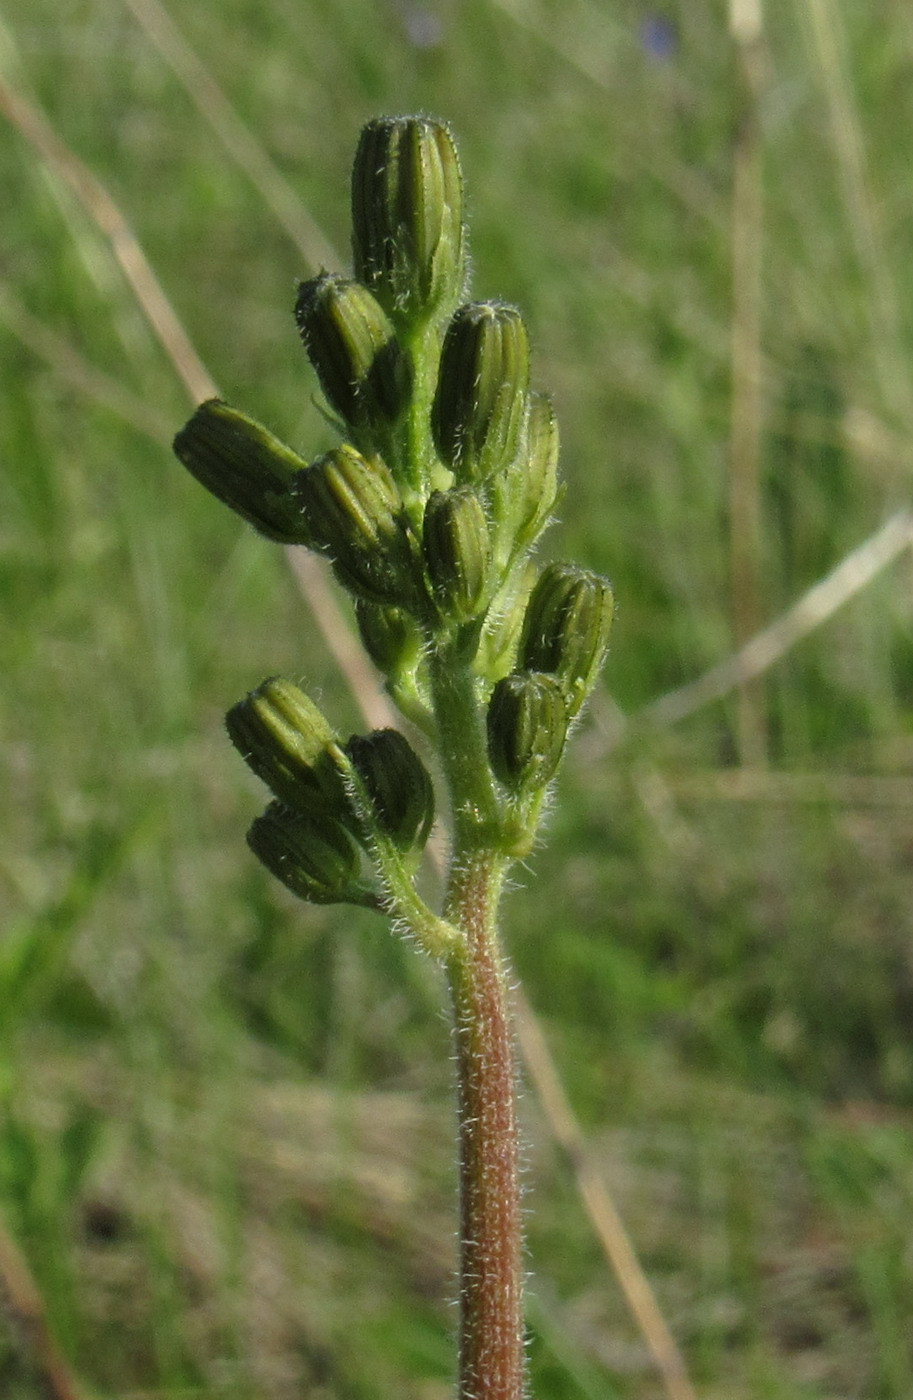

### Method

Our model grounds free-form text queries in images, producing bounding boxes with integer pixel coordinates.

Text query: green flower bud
[519,563,614,717]
[520,562,613,716]
[422,488,492,623]
[173,399,309,543]
[432,302,530,484]
[247,800,366,905]
[502,393,560,552]
[474,562,538,683]
[293,444,414,603]
[295,273,410,434]
[345,728,435,851]
[486,671,569,792]
[351,115,465,327]
[226,677,346,815]
[355,600,423,678]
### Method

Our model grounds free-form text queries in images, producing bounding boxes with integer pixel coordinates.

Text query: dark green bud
[295,273,410,433]
[173,399,309,543]
[293,445,413,603]
[345,728,435,851]
[422,488,492,623]
[487,671,569,791]
[247,801,365,905]
[226,677,346,815]
[432,302,530,484]
[355,600,423,677]
[519,563,614,717]
[352,115,465,327]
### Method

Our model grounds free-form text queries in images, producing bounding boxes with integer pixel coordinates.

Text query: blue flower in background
[640,13,679,61]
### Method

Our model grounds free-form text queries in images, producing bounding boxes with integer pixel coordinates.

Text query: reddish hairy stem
[446,854,524,1400]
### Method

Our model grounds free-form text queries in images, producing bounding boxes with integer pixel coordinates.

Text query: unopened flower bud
[226,677,346,815]
[422,488,491,623]
[293,445,413,602]
[432,302,530,484]
[487,671,568,791]
[247,801,365,905]
[519,563,614,717]
[351,115,465,327]
[173,399,309,543]
[295,273,410,433]
[345,729,435,851]
[474,562,538,683]
[510,393,560,550]
[355,600,423,678]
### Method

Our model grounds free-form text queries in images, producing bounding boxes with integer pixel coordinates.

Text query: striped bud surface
[486,671,569,791]
[295,273,410,433]
[345,728,435,851]
[519,563,614,717]
[474,562,539,683]
[173,399,309,543]
[293,445,412,602]
[226,677,347,816]
[432,302,530,485]
[512,393,560,549]
[422,488,492,623]
[247,801,364,905]
[352,116,465,327]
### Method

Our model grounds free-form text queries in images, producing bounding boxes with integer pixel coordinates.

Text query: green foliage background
[2,0,913,1396]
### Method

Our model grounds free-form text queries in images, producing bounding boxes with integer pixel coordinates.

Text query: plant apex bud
[352,115,465,327]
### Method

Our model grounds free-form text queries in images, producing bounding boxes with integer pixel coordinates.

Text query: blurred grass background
[2,0,913,1396]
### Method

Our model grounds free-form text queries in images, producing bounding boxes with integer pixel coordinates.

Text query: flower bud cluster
[485,564,614,798]
[227,678,434,904]
[173,114,614,905]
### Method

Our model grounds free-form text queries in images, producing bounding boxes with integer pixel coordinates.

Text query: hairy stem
[446,852,524,1400]
[428,645,502,848]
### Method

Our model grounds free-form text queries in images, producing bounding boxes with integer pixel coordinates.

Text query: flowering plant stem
[446,854,523,1400]
[426,632,523,1394]
[173,114,614,1398]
